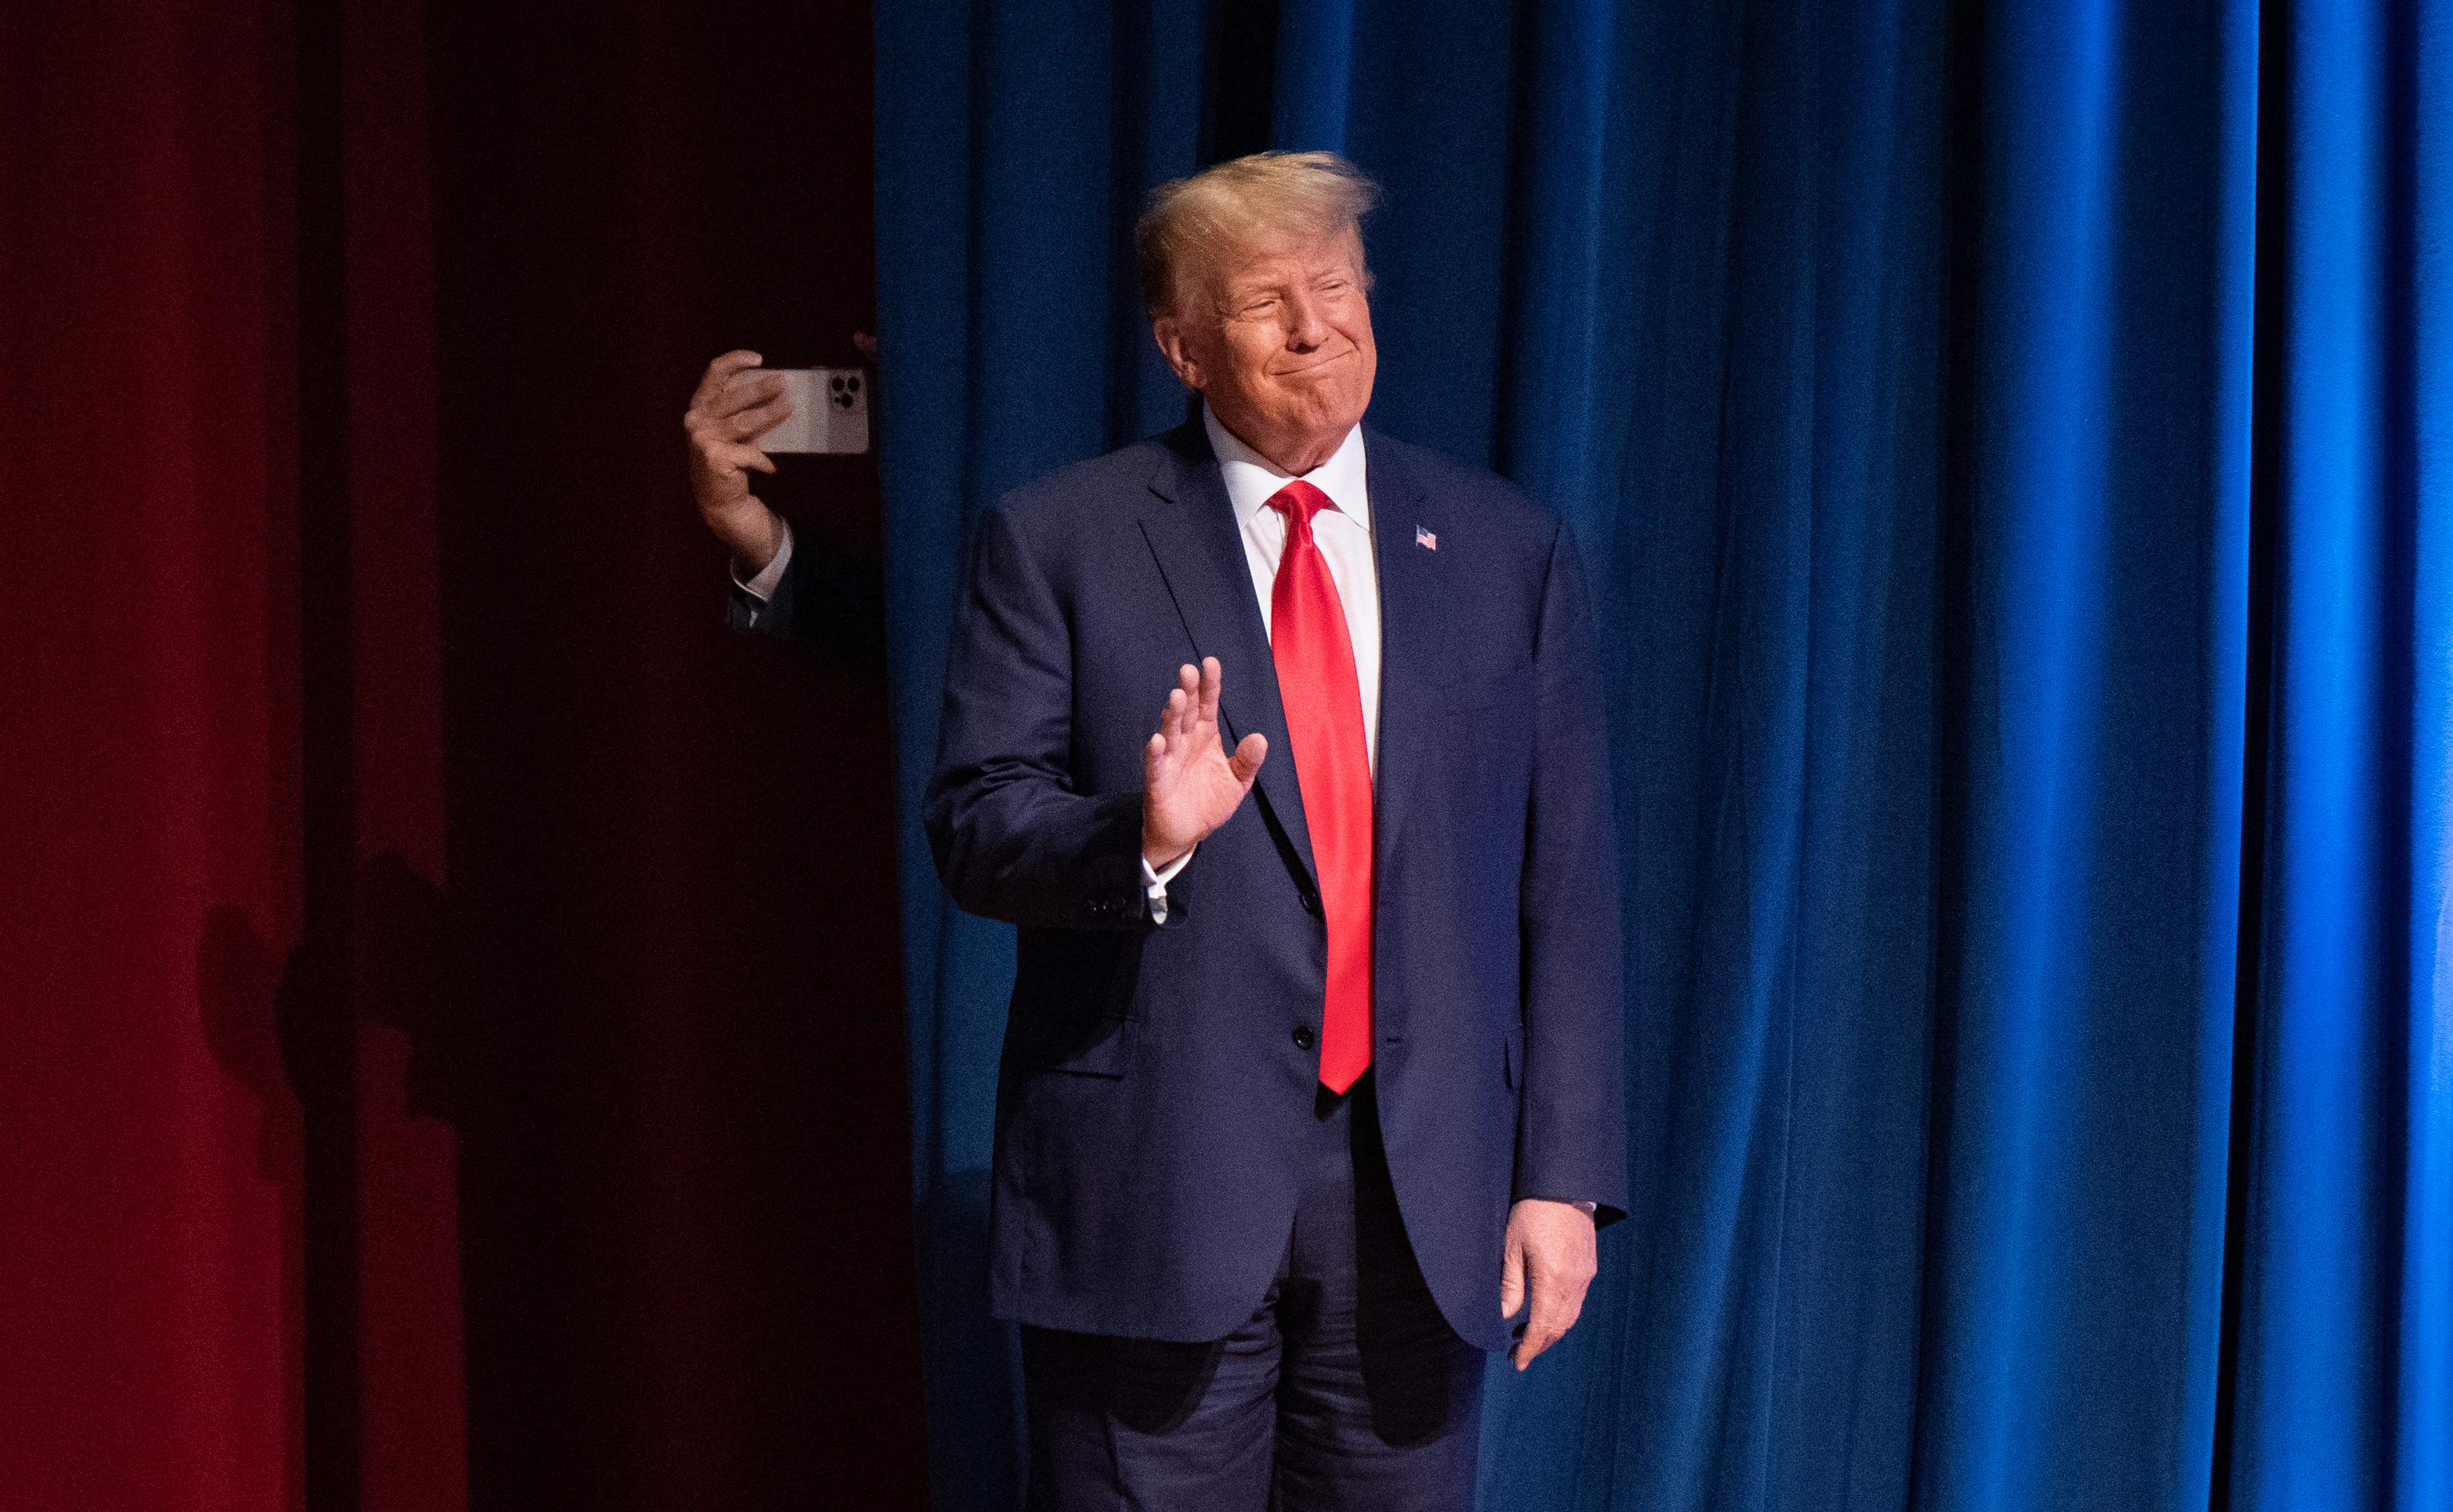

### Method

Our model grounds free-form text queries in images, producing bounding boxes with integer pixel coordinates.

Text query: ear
[1152,316,1204,392]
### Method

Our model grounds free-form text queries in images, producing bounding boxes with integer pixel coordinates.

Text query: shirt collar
[1202,404,1370,531]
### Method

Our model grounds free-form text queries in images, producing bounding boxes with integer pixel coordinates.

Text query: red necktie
[1265,480,1373,1093]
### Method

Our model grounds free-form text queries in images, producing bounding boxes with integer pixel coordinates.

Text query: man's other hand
[685,349,789,573]
[1142,658,1267,868]
[1500,1198,1597,1370]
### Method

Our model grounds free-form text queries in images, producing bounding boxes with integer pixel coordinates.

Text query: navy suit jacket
[752,417,1625,1353]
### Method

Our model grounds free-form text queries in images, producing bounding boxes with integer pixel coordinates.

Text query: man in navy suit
[686,151,1625,1510]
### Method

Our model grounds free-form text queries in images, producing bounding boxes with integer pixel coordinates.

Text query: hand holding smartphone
[729,366,871,454]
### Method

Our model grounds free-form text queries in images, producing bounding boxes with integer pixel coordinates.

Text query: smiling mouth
[1272,349,1354,378]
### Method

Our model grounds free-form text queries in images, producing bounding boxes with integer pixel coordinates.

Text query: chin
[1271,384,1369,434]
[1311,395,1372,437]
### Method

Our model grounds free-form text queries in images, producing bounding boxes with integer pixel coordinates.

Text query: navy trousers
[1020,1075,1486,1511]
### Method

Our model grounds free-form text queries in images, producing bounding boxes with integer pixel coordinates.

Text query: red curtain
[1,2,924,1506]
[1,4,304,1507]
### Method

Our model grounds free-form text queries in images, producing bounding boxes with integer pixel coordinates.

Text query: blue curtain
[871,2,2453,1508]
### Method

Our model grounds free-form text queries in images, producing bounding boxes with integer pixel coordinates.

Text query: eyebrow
[1223,262,1356,302]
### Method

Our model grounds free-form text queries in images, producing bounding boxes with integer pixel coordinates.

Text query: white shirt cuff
[1139,847,1193,924]
[732,520,795,603]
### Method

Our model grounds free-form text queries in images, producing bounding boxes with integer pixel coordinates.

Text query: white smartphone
[736,366,871,454]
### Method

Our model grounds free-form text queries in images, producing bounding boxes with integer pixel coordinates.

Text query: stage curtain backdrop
[1,7,305,1507]
[3,3,927,1508]
[873,1,2451,1509]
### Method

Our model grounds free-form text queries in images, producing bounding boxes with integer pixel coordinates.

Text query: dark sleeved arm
[921,503,1150,932]
[724,521,887,667]
[1514,520,1631,1224]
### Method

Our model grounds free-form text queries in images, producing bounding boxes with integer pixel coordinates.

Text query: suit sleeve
[1516,520,1631,1223]
[923,502,1150,932]
[724,525,888,667]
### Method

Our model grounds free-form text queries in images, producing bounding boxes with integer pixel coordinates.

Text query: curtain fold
[2228,3,2452,1505]
[0,6,303,1507]
[872,2,2453,1507]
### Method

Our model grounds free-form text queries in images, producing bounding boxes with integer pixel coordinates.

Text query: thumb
[1228,732,1267,784]
[1500,1230,1525,1320]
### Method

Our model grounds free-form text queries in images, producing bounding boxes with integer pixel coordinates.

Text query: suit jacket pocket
[1009,929,1143,1078]
[1502,1024,1524,1091]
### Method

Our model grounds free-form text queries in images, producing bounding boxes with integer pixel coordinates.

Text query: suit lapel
[1137,421,1319,889]
[1362,429,1442,1049]
[1364,428,1435,885]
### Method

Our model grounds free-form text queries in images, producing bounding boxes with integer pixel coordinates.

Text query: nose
[1284,290,1328,350]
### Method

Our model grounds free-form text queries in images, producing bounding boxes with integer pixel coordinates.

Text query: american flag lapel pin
[1415,524,1437,551]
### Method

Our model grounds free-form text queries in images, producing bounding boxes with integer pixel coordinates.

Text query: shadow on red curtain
[1,2,927,1507]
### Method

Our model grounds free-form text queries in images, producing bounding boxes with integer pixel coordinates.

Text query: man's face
[1156,228,1377,469]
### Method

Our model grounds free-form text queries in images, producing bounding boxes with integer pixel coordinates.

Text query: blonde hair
[1135,150,1381,318]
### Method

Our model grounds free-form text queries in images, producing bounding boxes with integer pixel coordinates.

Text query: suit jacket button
[1291,1024,1316,1051]
[1298,889,1321,917]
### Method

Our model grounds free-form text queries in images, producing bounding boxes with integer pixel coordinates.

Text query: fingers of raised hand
[688,349,769,415]
[684,358,789,463]
[686,385,784,442]
[718,394,791,442]
[1196,656,1228,728]
[698,440,776,478]
[1154,666,1197,750]
[1171,663,1200,742]
[1228,732,1267,784]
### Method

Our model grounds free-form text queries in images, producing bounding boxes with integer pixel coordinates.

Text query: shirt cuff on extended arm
[731,520,795,608]
[1520,1196,1601,1217]
[1139,847,1193,925]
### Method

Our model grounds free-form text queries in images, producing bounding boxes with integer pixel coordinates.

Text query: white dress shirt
[735,524,795,606]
